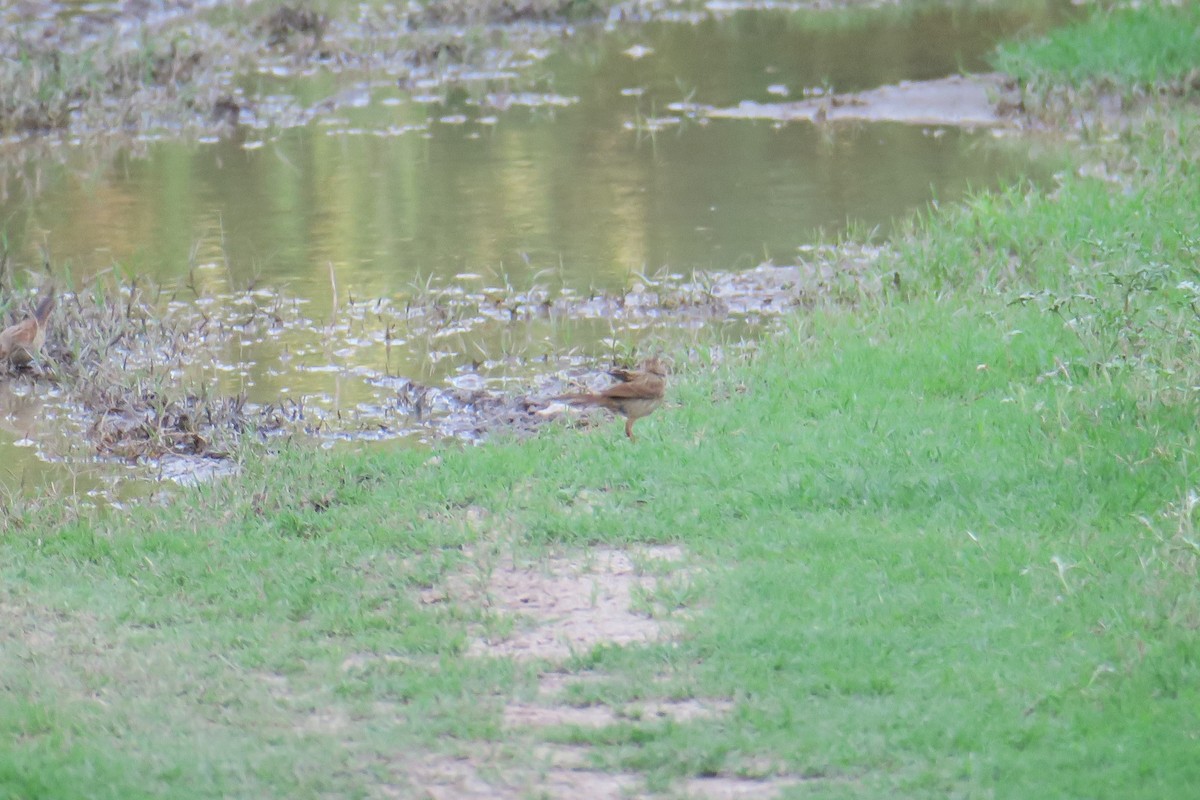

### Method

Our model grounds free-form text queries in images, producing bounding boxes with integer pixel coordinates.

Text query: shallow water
[0,2,1074,494]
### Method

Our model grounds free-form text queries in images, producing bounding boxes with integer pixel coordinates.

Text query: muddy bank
[688,70,1174,133]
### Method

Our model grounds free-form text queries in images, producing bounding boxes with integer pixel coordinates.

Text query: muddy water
[0,3,1073,493]
[8,6,1070,293]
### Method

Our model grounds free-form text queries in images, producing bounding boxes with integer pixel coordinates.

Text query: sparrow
[0,287,55,367]
[554,357,668,442]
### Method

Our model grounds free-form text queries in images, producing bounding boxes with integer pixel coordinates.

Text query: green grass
[584,307,1200,798]
[5,2,1200,799]
[892,110,1200,403]
[994,2,1200,93]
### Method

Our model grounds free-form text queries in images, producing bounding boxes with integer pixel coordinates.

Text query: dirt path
[406,543,801,798]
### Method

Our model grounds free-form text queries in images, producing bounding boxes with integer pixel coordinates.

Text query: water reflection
[5,7,1072,296]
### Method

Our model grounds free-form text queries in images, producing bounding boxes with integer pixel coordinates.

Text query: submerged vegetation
[0,26,233,137]
[2,1,1200,798]
[0,249,876,476]
[0,270,263,462]
[0,0,620,138]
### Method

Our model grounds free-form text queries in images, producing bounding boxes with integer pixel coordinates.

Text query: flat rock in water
[706,73,1021,128]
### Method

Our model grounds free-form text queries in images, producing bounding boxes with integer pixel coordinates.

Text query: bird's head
[641,357,669,377]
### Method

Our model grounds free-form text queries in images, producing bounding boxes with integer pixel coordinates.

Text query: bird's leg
[625,417,636,441]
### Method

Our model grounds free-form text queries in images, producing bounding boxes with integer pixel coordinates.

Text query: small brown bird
[0,288,55,368]
[554,357,668,442]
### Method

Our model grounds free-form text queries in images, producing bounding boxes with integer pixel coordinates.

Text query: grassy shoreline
[5,4,1200,799]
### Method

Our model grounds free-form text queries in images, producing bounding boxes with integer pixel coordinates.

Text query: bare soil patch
[505,667,733,729]
[407,543,805,798]
[383,749,640,800]
[504,695,731,728]
[423,544,686,661]
[681,776,806,799]
[384,748,801,799]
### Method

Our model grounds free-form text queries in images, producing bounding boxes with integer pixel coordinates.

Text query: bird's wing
[607,367,638,383]
[601,378,662,400]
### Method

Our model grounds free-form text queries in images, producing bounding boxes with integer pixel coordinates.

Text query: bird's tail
[34,287,56,324]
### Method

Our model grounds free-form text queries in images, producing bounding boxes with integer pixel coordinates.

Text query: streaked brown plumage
[554,357,668,442]
[0,288,55,367]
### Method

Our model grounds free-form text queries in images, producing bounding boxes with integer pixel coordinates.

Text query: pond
[0,1,1073,498]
